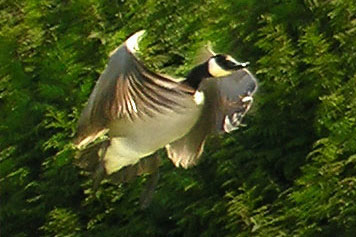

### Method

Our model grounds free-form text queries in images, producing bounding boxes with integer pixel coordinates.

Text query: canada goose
[74,30,257,192]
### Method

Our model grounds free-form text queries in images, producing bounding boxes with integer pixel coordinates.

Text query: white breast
[103,98,203,174]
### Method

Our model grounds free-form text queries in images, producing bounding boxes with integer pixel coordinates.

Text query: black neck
[184,62,211,90]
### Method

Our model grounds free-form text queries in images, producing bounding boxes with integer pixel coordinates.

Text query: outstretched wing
[166,69,258,168]
[74,31,194,149]
[207,69,258,133]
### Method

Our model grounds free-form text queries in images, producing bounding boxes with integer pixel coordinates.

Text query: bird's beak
[233,61,250,70]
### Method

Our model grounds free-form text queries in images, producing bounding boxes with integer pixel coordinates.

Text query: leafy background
[1,0,356,236]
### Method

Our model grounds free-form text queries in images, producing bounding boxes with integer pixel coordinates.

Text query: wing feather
[166,69,258,168]
[74,35,194,149]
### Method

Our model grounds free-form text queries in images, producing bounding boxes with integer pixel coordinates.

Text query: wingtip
[241,68,258,94]
[125,30,146,53]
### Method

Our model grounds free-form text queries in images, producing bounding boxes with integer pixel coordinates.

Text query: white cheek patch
[193,90,205,105]
[208,58,232,77]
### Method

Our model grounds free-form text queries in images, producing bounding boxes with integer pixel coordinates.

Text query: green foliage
[41,208,81,237]
[1,0,356,236]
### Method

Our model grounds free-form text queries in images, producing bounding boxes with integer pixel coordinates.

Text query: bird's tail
[74,140,161,188]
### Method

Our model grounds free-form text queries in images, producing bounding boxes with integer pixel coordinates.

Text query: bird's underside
[74,31,258,187]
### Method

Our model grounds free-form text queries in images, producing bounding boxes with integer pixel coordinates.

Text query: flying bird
[74,31,257,202]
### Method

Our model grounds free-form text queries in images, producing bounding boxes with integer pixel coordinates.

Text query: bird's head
[207,54,249,78]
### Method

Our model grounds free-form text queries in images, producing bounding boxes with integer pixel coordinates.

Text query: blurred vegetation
[1,0,356,236]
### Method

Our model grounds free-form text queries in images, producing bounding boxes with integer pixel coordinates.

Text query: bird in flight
[73,31,257,203]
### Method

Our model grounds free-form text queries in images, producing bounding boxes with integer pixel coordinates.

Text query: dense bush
[1,0,356,236]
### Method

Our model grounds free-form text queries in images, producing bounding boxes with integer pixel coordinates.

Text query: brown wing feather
[74,42,194,149]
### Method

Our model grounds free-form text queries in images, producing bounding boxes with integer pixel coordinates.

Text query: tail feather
[74,140,109,173]
[109,154,161,184]
[74,141,161,186]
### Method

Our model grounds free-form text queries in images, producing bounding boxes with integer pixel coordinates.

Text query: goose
[74,31,257,201]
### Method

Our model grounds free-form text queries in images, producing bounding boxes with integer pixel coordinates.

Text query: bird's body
[104,94,203,173]
[74,30,257,183]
